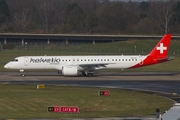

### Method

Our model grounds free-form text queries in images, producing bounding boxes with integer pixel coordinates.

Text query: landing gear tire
[82,71,93,77]
[87,73,93,77]
[21,74,25,77]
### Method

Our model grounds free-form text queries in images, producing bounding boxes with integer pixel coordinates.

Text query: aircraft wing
[79,63,107,66]
[78,63,114,70]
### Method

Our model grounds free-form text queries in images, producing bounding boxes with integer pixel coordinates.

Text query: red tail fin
[129,34,172,69]
[149,34,171,58]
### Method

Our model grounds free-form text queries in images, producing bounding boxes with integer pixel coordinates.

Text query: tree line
[0,0,180,35]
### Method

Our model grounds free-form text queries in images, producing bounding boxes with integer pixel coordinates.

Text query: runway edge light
[37,84,45,89]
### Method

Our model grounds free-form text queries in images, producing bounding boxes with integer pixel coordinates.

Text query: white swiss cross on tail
[149,34,171,58]
[156,43,167,54]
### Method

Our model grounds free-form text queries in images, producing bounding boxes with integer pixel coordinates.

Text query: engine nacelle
[62,66,79,76]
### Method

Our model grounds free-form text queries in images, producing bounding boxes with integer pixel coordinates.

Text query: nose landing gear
[20,69,25,77]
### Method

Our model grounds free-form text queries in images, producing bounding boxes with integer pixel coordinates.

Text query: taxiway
[1,72,180,97]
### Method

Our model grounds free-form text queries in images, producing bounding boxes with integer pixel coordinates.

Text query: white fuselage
[3,34,172,76]
[4,55,147,70]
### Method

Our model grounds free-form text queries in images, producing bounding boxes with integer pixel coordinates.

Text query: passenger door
[24,57,29,66]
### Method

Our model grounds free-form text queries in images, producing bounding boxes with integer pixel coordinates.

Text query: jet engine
[62,66,79,76]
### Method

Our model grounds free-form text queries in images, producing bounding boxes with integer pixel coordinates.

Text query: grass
[0,85,174,119]
[1,39,180,72]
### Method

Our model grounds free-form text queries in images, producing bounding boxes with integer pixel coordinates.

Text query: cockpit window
[11,59,18,62]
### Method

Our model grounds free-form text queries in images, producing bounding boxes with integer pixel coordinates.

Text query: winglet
[149,34,172,59]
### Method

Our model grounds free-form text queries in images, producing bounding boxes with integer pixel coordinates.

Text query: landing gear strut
[20,69,25,77]
[82,72,93,77]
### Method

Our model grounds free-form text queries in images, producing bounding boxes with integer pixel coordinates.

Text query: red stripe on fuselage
[129,55,168,69]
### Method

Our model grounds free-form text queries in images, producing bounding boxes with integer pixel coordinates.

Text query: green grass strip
[0,85,173,119]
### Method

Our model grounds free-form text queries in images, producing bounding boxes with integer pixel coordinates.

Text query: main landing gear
[20,69,25,77]
[87,73,93,77]
[82,72,93,77]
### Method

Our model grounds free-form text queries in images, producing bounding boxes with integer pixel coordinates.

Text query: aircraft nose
[4,63,9,69]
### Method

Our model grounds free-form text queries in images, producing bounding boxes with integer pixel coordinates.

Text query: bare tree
[38,2,54,34]
[53,0,67,33]
[13,8,32,33]
[148,1,174,34]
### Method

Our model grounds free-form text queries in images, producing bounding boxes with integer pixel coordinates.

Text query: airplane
[4,34,173,77]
